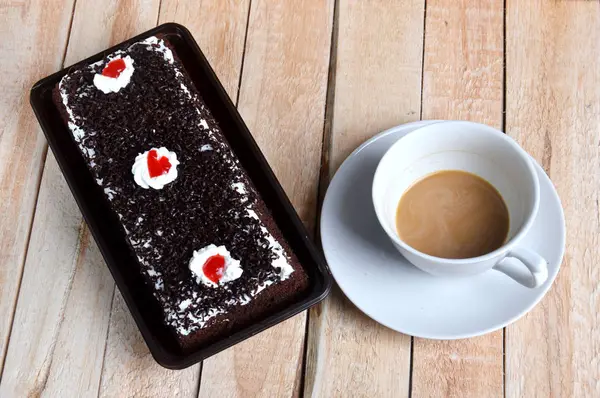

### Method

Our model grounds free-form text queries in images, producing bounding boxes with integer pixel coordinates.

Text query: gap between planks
[411,0,506,397]
[0,0,79,379]
[193,0,253,394]
[303,1,425,396]
[299,0,340,396]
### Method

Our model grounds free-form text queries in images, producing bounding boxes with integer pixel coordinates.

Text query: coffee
[396,170,509,259]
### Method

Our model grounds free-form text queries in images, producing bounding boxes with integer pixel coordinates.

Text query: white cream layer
[93,55,135,94]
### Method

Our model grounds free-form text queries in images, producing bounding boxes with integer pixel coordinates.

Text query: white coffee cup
[372,121,548,288]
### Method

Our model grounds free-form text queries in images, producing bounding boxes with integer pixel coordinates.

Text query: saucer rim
[320,120,566,340]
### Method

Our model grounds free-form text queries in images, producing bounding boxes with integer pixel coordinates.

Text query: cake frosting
[189,244,243,288]
[132,147,179,189]
[55,36,306,341]
[93,55,135,94]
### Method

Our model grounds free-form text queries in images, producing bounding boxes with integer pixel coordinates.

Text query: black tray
[30,23,331,369]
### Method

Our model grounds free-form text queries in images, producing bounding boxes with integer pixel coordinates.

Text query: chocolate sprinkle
[55,37,307,342]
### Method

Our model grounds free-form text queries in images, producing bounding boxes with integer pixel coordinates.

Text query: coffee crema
[396,170,509,259]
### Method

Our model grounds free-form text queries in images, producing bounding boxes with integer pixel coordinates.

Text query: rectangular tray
[30,23,332,369]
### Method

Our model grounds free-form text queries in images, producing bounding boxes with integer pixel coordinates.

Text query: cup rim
[371,120,541,265]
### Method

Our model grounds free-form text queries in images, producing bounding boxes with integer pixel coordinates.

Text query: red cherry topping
[203,255,226,284]
[147,149,172,178]
[101,58,127,78]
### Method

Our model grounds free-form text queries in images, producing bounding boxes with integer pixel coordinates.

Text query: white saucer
[320,121,565,339]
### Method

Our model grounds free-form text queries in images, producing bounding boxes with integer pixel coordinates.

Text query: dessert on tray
[54,35,308,348]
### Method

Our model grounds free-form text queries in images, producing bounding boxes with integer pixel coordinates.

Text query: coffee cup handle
[493,247,549,288]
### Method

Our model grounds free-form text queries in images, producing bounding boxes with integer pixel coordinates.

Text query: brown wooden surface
[0,0,599,397]
[505,1,600,397]
[411,1,505,397]
[61,3,199,396]
[0,0,76,378]
[304,1,423,397]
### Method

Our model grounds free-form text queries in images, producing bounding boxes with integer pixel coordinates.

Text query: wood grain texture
[99,292,200,398]
[159,0,250,99]
[199,316,306,398]
[412,1,505,397]
[0,1,165,397]
[327,0,425,173]
[305,287,412,398]
[234,0,334,232]
[2,1,596,396]
[197,1,334,397]
[420,0,503,127]
[304,1,425,397]
[0,0,75,375]
[0,156,114,397]
[65,0,160,64]
[505,1,600,397]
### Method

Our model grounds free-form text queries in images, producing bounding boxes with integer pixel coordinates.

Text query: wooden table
[0,1,598,397]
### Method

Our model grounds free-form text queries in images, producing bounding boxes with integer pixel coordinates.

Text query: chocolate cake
[53,36,309,348]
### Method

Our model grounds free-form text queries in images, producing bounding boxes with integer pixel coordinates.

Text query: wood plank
[197,1,334,397]
[98,1,252,396]
[0,1,164,396]
[411,1,505,397]
[0,0,75,375]
[159,0,250,99]
[0,156,115,397]
[327,0,425,172]
[420,0,504,126]
[505,1,600,397]
[99,291,200,397]
[304,1,425,397]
